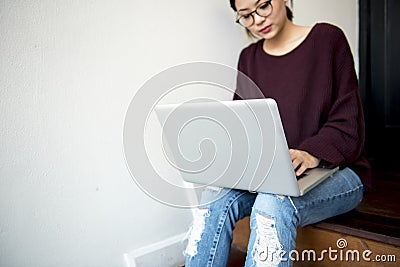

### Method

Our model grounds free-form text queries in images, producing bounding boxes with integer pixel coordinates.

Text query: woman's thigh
[292,167,364,227]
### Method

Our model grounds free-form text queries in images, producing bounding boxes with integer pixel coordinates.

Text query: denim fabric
[184,167,364,267]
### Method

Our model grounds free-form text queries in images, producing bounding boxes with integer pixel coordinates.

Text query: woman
[184,0,372,266]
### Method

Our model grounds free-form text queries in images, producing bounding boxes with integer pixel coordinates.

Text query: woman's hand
[289,149,320,176]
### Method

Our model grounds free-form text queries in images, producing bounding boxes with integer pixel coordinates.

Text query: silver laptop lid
[155,98,301,196]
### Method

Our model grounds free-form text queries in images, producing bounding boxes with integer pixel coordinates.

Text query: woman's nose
[253,13,266,25]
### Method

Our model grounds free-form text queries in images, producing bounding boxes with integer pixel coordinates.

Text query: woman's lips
[260,25,272,34]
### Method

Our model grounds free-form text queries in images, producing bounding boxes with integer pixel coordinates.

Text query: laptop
[155,98,338,197]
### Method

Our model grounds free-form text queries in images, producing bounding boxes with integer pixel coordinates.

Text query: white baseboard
[124,233,188,267]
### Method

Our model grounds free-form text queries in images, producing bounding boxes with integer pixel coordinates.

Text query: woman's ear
[286,0,293,9]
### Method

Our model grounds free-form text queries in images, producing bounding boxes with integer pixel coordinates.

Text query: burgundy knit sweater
[233,23,372,188]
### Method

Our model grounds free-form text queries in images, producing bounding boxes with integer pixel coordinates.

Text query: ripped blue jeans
[184,167,364,267]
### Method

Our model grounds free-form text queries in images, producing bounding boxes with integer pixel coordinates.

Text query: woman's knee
[249,193,299,240]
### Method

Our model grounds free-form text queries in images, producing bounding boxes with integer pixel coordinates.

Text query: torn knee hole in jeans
[184,208,210,258]
[252,213,283,267]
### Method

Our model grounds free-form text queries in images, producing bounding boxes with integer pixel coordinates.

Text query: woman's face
[235,0,288,39]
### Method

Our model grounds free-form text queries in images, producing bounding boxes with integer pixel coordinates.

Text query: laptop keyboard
[296,171,309,180]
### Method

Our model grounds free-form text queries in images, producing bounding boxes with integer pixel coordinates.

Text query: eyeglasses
[235,0,273,28]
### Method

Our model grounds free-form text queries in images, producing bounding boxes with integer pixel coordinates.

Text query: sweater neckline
[259,23,319,58]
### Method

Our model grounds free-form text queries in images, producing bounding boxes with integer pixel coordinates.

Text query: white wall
[0,1,247,267]
[0,1,359,267]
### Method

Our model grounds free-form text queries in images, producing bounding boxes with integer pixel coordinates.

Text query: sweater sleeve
[233,44,265,100]
[233,49,250,100]
[297,28,365,168]
[233,50,245,100]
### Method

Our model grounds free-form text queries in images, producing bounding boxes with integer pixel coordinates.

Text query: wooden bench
[229,170,400,266]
